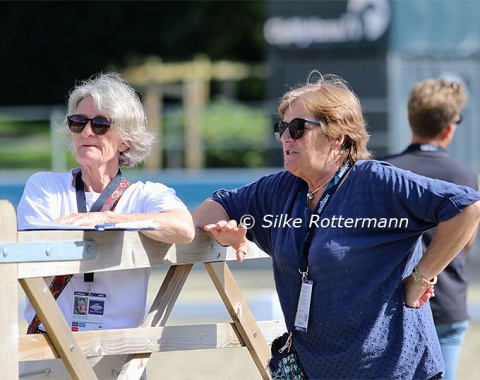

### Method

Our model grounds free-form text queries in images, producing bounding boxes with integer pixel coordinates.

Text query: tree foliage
[0,1,266,105]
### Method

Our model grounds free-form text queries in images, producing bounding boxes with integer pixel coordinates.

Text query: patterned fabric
[270,354,307,380]
[269,333,307,380]
[26,275,73,334]
[26,176,130,334]
[101,179,130,212]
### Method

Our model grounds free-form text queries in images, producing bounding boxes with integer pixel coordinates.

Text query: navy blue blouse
[212,160,480,379]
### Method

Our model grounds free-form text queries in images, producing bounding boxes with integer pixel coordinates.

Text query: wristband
[412,267,437,289]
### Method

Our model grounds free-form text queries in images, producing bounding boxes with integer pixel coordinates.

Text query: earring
[333,150,337,160]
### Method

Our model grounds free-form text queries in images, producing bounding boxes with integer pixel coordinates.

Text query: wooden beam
[144,84,163,169]
[0,200,19,379]
[16,230,269,278]
[20,277,97,379]
[19,321,286,361]
[118,264,193,379]
[205,262,272,379]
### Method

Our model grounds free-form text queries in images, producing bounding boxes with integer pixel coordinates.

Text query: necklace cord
[306,173,336,200]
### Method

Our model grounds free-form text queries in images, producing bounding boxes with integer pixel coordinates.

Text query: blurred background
[2,1,480,197]
[3,1,480,378]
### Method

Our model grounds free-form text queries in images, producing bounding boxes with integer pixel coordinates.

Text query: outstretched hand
[204,219,248,262]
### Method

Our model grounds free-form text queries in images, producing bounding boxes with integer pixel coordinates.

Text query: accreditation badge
[71,291,106,331]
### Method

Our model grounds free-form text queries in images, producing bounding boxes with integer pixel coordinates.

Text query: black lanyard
[75,169,123,213]
[75,169,123,284]
[299,164,351,269]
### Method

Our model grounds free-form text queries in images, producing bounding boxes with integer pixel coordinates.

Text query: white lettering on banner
[263,0,391,47]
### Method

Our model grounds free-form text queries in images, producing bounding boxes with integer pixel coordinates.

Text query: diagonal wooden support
[20,277,97,379]
[204,261,272,380]
[118,264,193,379]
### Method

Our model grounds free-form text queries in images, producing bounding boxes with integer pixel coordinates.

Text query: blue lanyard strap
[300,164,351,265]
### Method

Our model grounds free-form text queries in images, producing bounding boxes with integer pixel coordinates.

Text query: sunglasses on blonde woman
[67,114,112,135]
[274,118,321,142]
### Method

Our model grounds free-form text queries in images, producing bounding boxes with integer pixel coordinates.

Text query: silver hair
[64,72,157,168]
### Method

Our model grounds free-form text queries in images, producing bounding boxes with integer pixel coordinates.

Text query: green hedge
[0,99,272,170]
[165,98,271,168]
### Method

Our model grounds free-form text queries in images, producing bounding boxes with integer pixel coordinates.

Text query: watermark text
[240,214,408,230]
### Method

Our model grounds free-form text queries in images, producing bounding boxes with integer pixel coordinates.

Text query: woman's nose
[81,121,95,136]
[281,127,292,143]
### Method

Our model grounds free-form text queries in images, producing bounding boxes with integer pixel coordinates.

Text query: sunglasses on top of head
[67,114,112,135]
[274,118,321,142]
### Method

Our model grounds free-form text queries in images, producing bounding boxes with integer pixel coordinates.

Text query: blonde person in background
[384,78,478,380]
[17,72,195,379]
[192,71,480,379]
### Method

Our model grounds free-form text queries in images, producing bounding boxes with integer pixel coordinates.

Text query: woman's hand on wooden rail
[204,220,248,262]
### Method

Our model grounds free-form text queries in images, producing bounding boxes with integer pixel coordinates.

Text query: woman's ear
[332,135,345,150]
[119,142,130,153]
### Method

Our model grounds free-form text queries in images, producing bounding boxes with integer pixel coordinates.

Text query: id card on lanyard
[294,164,350,332]
[72,169,128,331]
[71,291,107,331]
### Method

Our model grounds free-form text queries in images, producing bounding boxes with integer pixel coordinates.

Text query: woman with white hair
[18,72,195,378]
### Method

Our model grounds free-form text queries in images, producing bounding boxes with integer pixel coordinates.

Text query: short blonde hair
[278,70,371,164]
[408,79,466,138]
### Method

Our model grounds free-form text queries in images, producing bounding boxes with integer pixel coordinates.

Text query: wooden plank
[17,231,269,278]
[20,277,97,379]
[19,321,286,361]
[205,262,272,380]
[0,200,19,379]
[118,264,193,380]
[142,264,193,327]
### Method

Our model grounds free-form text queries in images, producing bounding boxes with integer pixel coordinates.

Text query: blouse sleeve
[17,172,66,230]
[366,161,480,229]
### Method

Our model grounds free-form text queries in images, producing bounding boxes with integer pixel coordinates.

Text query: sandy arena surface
[17,257,480,379]
[144,259,480,380]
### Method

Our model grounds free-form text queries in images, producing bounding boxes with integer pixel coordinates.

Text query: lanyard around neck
[75,169,123,285]
[299,164,350,219]
[75,169,123,213]
[311,164,350,216]
[300,164,351,264]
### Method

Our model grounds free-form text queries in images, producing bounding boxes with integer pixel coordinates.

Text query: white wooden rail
[0,200,285,379]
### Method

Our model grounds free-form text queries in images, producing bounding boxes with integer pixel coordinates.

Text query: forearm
[464,223,479,252]
[192,198,248,262]
[416,201,480,279]
[192,198,230,228]
[134,209,194,244]
[104,209,195,244]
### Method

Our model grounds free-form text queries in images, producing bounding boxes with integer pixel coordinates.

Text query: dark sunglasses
[67,114,112,135]
[274,118,321,142]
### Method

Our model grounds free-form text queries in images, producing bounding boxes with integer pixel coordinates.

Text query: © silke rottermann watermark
[239,214,409,230]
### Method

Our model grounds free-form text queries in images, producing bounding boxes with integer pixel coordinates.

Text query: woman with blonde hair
[193,71,480,379]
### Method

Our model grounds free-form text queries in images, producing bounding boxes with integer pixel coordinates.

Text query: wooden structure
[0,200,284,379]
[122,56,266,170]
